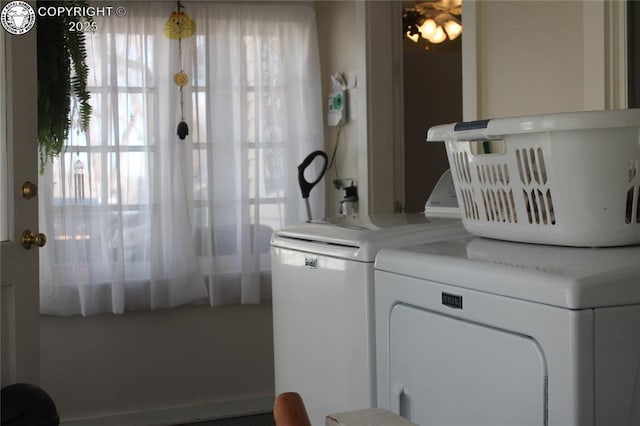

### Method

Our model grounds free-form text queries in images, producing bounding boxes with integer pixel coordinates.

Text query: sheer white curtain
[188,3,324,305]
[39,2,324,316]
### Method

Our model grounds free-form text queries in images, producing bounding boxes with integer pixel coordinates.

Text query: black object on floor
[1,383,60,426]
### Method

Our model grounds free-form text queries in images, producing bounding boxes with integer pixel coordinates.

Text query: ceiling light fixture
[403,0,462,50]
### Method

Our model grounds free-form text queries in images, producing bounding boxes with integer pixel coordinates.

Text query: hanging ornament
[164,1,196,141]
[163,9,196,39]
[73,154,85,203]
[177,121,189,139]
[69,101,86,203]
[174,71,189,87]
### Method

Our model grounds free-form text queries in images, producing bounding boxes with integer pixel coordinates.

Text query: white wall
[316,1,360,218]
[465,0,627,120]
[316,1,403,217]
[40,304,274,425]
[479,1,585,117]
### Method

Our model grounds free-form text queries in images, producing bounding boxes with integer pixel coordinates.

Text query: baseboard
[61,393,275,426]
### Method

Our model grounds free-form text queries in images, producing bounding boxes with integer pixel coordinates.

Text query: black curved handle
[298,150,328,199]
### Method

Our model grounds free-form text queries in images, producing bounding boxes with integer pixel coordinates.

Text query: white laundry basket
[427,109,640,247]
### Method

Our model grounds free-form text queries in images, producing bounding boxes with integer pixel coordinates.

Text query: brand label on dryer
[442,292,463,309]
[305,257,318,269]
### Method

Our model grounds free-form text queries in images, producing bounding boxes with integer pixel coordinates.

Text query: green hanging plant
[37,0,92,171]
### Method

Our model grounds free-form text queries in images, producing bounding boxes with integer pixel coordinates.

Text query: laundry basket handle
[428,119,504,143]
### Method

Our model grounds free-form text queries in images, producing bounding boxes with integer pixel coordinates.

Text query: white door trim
[356,0,404,215]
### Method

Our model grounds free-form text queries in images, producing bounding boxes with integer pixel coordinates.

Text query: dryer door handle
[391,382,406,416]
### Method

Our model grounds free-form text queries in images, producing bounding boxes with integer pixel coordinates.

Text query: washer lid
[271,214,464,262]
[375,237,640,309]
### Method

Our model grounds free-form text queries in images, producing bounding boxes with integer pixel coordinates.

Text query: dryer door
[388,304,547,425]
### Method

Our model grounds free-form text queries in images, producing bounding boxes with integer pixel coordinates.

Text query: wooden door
[1,19,41,386]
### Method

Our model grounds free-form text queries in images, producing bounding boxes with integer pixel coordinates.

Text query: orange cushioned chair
[273,392,311,426]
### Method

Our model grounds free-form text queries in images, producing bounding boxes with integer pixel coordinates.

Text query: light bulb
[419,19,437,39]
[444,20,462,40]
[427,25,447,44]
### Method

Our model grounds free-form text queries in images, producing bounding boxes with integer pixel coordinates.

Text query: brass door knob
[21,229,47,249]
[21,181,38,199]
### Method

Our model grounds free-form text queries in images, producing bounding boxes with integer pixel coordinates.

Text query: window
[191,34,288,271]
[39,3,324,316]
[50,33,155,267]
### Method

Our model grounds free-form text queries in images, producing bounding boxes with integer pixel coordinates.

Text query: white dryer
[271,212,466,426]
[375,236,640,425]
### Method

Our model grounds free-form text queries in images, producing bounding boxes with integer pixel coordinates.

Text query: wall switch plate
[346,71,357,89]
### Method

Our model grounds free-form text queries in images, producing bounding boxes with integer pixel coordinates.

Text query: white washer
[271,209,465,425]
[375,236,640,426]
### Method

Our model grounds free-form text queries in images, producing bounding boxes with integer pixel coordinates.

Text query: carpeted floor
[178,413,275,426]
